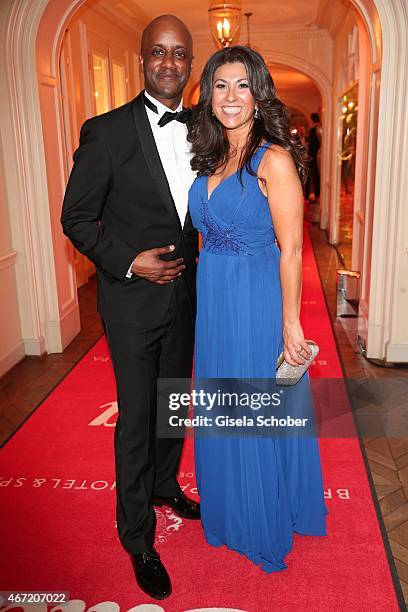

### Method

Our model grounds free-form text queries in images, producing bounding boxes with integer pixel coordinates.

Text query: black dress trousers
[102,276,195,554]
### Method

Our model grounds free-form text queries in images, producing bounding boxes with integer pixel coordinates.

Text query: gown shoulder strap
[250,141,274,174]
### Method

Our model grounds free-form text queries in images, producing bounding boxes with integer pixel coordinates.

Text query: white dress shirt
[126,90,196,278]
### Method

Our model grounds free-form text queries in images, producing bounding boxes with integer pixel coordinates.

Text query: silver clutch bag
[275,340,319,386]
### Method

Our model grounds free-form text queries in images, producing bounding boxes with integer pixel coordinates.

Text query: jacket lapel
[131,93,182,230]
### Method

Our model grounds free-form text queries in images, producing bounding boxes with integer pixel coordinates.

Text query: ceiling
[270,65,320,94]
[91,0,353,107]
[95,0,348,37]
[269,65,321,121]
[121,0,323,31]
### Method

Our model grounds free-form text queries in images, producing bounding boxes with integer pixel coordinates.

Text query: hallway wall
[1,0,408,369]
[0,136,24,377]
[329,7,375,317]
[59,3,142,289]
[329,9,361,254]
[0,0,143,373]
[37,0,142,355]
[63,3,142,150]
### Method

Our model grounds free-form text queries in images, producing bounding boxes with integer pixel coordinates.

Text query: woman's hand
[283,321,312,366]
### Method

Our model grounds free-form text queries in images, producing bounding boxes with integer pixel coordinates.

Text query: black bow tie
[158,108,191,127]
[143,93,191,127]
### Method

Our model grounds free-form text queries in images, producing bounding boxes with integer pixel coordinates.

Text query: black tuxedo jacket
[61,92,198,327]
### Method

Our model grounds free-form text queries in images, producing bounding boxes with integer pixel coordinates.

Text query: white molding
[327,12,356,247]
[1,0,66,355]
[191,26,333,41]
[247,28,332,41]
[386,343,408,363]
[363,0,408,360]
[1,0,53,353]
[357,68,380,346]
[49,1,87,77]
[0,251,16,271]
[0,341,25,378]
[78,20,93,120]
[59,300,81,350]
[0,0,86,356]
[23,335,46,356]
[352,0,379,63]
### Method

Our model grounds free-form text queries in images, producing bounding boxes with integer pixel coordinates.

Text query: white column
[359,0,408,361]
[0,0,84,355]
[0,0,51,355]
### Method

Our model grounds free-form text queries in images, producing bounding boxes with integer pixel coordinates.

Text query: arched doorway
[263,53,332,232]
[1,0,407,362]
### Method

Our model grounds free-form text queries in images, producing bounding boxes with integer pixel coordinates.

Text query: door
[59,28,133,289]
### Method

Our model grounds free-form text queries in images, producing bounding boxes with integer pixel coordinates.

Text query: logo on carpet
[89,402,118,427]
[0,478,351,499]
[154,506,184,544]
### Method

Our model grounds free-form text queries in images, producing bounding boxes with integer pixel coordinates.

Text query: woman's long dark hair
[188,46,307,184]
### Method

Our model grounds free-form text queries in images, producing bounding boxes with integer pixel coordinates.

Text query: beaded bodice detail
[200,195,252,256]
[188,145,278,258]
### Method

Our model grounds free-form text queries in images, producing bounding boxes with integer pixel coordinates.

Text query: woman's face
[211,62,257,132]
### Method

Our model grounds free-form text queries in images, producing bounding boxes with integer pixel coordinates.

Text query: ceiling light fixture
[208,0,242,48]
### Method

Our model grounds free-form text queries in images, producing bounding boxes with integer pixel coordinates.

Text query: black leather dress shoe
[152,490,200,519]
[130,548,171,600]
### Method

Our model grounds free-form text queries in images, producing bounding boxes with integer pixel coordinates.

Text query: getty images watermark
[167,387,309,429]
[157,377,408,439]
[157,378,318,438]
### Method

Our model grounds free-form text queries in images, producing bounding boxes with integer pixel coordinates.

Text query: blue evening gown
[188,144,328,573]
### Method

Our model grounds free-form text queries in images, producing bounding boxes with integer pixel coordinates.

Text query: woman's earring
[254,107,259,119]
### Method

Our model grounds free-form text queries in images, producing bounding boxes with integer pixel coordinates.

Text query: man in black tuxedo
[61,15,199,600]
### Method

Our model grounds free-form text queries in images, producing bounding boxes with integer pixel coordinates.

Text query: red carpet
[0,224,401,611]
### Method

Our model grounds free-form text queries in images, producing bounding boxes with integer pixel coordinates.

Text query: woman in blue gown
[187,46,328,572]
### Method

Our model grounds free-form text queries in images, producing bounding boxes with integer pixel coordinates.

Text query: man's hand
[130,245,185,285]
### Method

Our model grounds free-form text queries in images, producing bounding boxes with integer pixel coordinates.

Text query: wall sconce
[209,1,242,48]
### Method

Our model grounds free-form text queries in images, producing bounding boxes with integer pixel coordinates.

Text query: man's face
[140,21,192,105]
